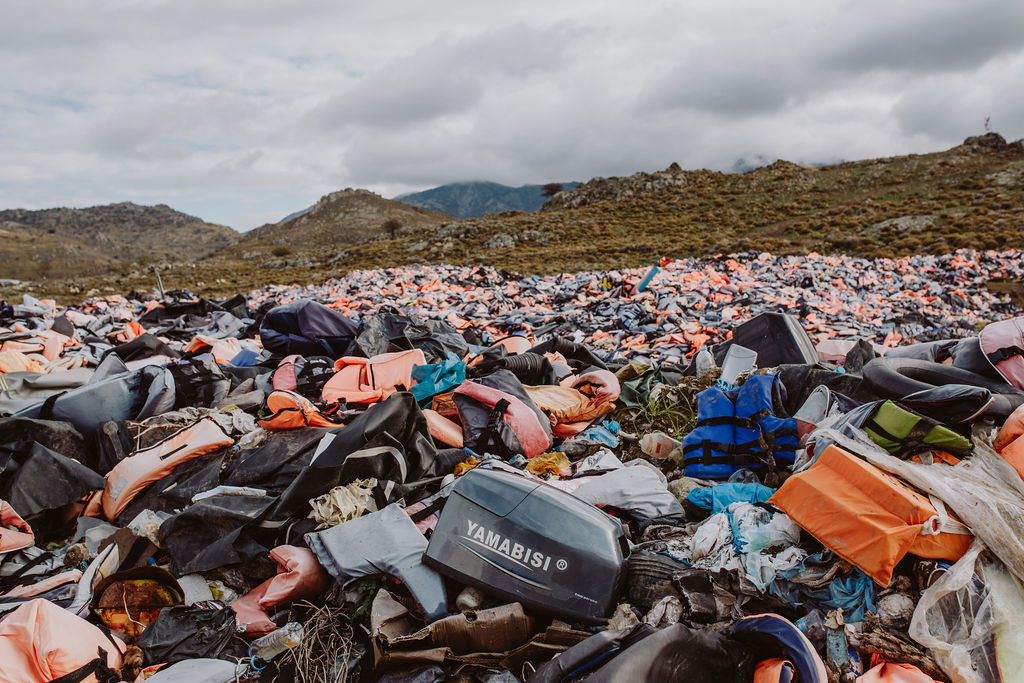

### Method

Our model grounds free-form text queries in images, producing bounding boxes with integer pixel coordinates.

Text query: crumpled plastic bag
[308,478,377,528]
[608,603,641,630]
[729,502,803,591]
[909,541,1024,683]
[690,513,735,565]
[644,595,683,627]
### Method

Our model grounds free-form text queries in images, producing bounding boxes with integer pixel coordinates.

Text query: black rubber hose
[500,351,546,375]
[542,337,608,370]
[863,357,1024,421]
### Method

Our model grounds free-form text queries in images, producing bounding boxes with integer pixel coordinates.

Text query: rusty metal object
[91,567,184,640]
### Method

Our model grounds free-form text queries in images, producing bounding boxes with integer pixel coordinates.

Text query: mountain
[0,202,237,280]
[232,188,449,264]
[339,132,1024,274]
[396,181,580,218]
[10,133,1024,300]
[277,205,315,224]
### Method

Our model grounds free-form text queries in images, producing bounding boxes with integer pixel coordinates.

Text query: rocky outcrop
[958,133,1024,155]
[541,163,699,210]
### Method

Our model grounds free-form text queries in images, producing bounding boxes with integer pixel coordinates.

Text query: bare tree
[541,182,564,198]
[382,218,402,238]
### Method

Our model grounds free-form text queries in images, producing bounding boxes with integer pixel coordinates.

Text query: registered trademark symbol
[556,559,568,571]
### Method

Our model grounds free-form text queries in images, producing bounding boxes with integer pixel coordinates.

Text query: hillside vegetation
[349,133,1024,274]
[0,202,236,280]
[3,133,1023,301]
[234,188,449,267]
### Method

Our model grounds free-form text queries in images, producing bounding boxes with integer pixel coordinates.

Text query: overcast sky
[2,0,1022,231]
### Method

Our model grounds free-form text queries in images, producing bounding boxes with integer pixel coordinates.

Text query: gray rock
[485,233,515,250]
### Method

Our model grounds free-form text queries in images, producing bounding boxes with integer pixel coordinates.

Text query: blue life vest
[681,373,798,479]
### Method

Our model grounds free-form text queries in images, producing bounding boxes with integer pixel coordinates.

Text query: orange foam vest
[770,445,972,586]
[102,417,234,520]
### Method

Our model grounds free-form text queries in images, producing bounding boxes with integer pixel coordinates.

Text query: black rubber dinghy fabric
[258,300,358,359]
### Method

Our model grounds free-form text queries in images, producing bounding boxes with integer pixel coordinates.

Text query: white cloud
[0,0,1022,230]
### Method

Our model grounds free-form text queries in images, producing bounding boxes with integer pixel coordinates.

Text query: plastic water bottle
[694,348,716,377]
[640,432,681,460]
[251,622,303,661]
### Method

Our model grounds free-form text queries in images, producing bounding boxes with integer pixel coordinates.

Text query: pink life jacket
[980,315,1024,390]
[321,349,426,405]
[102,417,235,520]
[453,380,552,458]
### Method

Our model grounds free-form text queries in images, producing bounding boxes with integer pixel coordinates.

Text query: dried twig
[277,600,359,683]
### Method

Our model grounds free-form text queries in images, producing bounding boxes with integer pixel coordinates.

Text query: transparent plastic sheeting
[908,542,1024,683]
[811,427,1024,682]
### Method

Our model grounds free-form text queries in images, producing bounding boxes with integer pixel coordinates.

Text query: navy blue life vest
[681,373,798,479]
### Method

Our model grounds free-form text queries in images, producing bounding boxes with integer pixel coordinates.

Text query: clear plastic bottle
[251,622,303,661]
[639,432,681,460]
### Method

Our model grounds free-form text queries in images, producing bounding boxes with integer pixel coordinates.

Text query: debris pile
[1,249,1023,682]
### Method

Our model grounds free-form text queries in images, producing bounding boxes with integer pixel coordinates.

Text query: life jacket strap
[682,439,778,468]
[987,345,1024,364]
[0,551,55,591]
[922,495,971,536]
[478,398,514,459]
[696,416,761,430]
[46,647,119,683]
[865,412,941,457]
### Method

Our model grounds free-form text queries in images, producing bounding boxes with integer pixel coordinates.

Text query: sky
[2,1,1023,232]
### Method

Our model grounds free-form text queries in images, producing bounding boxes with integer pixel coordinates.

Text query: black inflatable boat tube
[863,357,1024,421]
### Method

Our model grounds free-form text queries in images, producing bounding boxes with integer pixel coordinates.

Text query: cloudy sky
[2,1,1022,231]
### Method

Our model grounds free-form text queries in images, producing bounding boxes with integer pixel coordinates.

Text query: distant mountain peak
[396,180,580,218]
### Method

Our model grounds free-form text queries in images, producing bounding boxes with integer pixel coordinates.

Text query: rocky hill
[0,202,236,280]
[396,181,580,218]
[541,165,687,210]
[233,189,449,268]
[6,133,1024,301]
[338,132,1023,274]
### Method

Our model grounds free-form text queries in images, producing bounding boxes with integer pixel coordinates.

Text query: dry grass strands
[277,600,360,683]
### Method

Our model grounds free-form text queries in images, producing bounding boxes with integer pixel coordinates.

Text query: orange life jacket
[996,404,1024,481]
[0,598,125,683]
[231,546,331,636]
[321,349,426,405]
[0,349,43,373]
[102,418,235,520]
[857,657,937,682]
[770,445,972,586]
[524,384,615,427]
[257,390,345,431]
[0,500,34,554]
[181,335,248,364]
[422,408,464,448]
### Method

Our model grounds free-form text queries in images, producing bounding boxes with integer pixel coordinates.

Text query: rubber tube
[863,357,1024,421]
